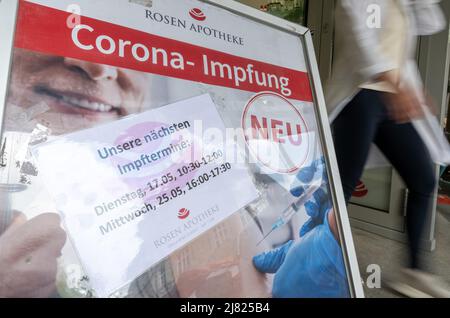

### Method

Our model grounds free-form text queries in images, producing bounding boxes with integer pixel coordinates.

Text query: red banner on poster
[15,0,313,102]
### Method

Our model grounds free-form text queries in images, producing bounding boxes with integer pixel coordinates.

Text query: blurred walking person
[326,0,450,297]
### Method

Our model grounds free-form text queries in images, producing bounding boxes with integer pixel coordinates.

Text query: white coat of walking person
[326,0,450,297]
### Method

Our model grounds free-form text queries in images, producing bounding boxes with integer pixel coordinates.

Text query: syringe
[256,182,321,246]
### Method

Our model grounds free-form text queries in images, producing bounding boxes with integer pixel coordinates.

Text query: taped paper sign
[33,94,259,296]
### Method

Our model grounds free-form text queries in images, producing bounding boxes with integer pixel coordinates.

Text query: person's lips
[34,86,121,113]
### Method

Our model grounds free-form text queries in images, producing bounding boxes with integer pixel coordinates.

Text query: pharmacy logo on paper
[153,205,220,249]
[178,208,190,219]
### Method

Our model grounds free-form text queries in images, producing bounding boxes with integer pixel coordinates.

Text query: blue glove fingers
[252,240,294,274]
[313,188,333,216]
[299,218,317,237]
[290,184,306,198]
[319,200,332,218]
[291,172,327,198]
[296,165,316,183]
[304,201,319,218]
[313,188,328,205]
[272,212,350,298]
[291,157,327,197]
[300,204,331,237]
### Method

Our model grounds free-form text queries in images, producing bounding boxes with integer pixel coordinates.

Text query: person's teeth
[61,96,114,112]
[103,104,113,112]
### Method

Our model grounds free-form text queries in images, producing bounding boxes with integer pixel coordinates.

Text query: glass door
[318,1,450,249]
[349,169,406,232]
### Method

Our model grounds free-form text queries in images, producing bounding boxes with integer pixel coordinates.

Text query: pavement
[352,209,450,298]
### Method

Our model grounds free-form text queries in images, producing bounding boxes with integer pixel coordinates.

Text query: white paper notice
[33,94,259,297]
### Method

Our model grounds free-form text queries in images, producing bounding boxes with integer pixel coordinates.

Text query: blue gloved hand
[290,157,332,237]
[252,157,349,298]
[253,210,350,298]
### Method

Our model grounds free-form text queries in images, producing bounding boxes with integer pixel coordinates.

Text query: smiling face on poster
[0,0,358,298]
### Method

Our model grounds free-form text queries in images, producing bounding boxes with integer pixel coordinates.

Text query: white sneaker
[385,268,450,298]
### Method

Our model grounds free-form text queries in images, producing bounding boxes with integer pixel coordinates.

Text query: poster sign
[0,0,362,298]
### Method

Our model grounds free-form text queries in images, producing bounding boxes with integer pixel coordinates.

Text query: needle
[256,228,276,246]
[255,182,321,246]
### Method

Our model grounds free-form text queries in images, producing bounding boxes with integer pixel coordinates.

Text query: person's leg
[332,90,385,203]
[374,113,436,270]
